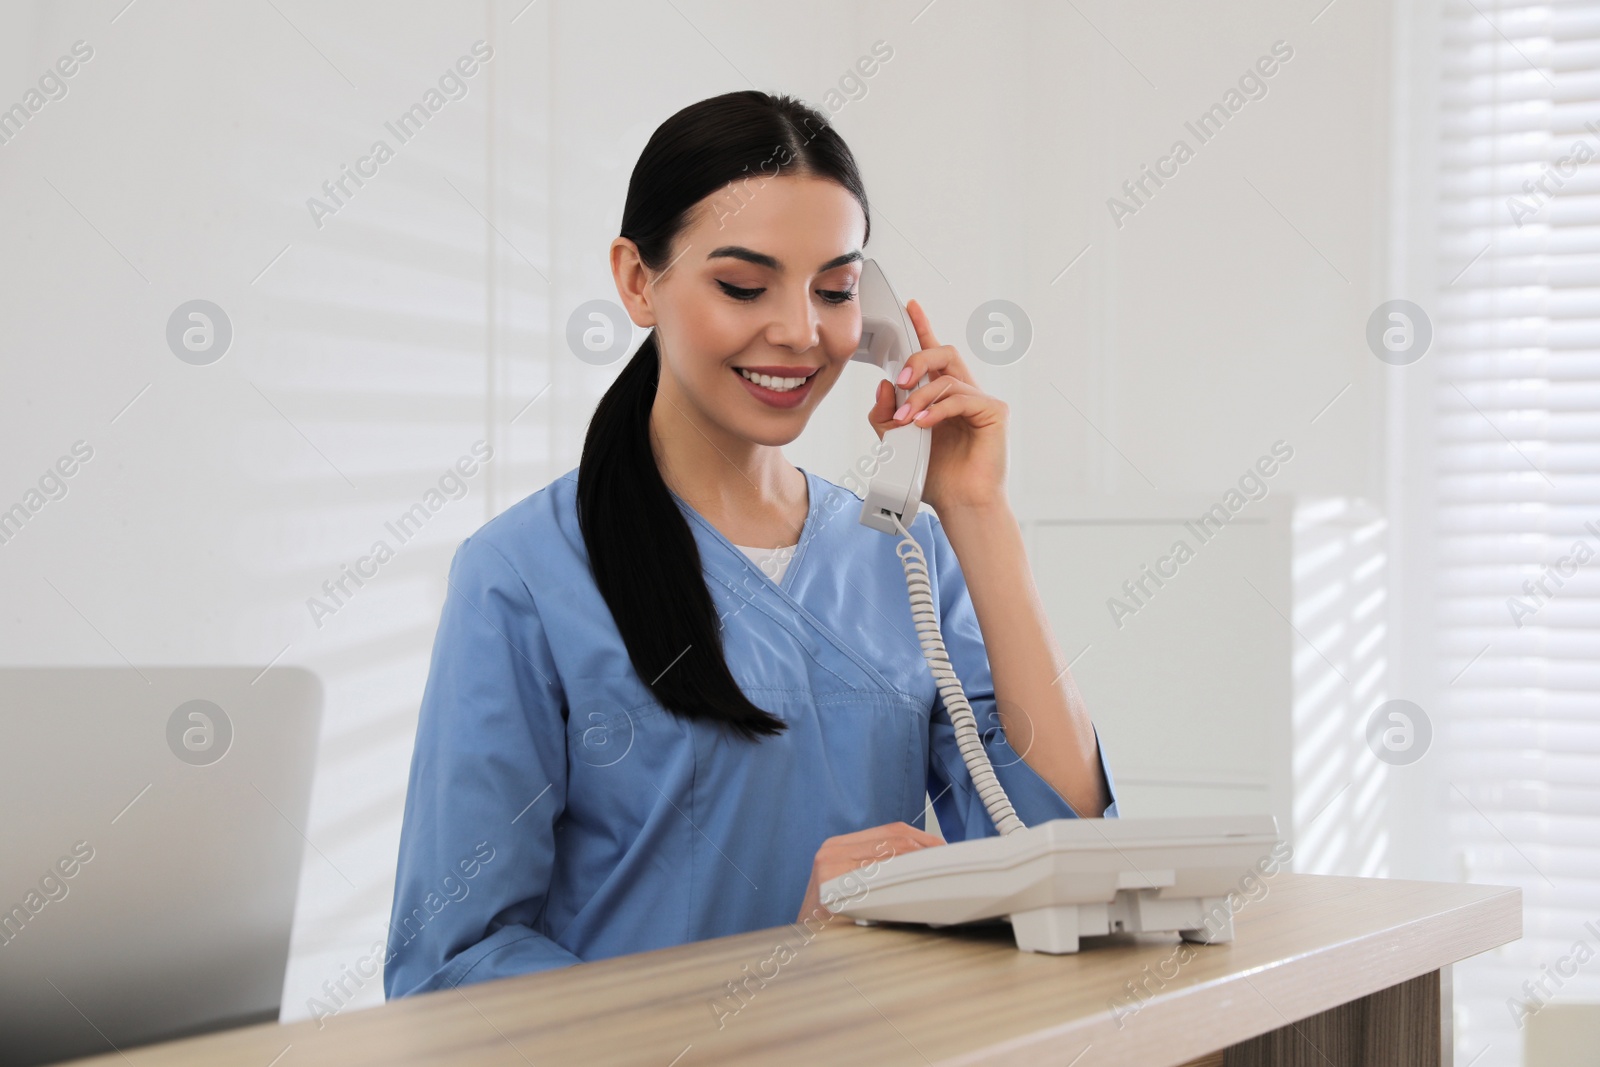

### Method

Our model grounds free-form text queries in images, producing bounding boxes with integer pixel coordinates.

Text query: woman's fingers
[896,299,974,390]
[800,822,944,921]
[895,346,965,390]
[818,822,943,868]
[868,378,898,439]
[908,388,1008,431]
[907,299,940,351]
[887,375,975,425]
[882,820,944,847]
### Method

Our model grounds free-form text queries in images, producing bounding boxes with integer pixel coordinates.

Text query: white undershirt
[733,542,798,583]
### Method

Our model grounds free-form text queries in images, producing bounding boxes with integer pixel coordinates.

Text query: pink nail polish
[893,402,910,421]
[897,366,913,386]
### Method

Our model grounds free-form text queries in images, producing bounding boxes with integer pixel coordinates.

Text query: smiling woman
[384,90,1115,1001]
[589,93,874,737]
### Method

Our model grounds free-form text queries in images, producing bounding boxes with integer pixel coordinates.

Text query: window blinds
[1435,0,1600,1060]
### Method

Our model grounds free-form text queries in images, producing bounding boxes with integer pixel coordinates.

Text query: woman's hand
[796,821,944,924]
[867,299,1009,514]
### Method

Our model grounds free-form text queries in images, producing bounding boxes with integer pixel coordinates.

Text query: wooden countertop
[63,873,1521,1067]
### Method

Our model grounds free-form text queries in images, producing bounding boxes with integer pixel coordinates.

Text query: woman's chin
[739,420,808,448]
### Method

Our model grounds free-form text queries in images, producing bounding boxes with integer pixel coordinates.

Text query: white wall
[0,0,1396,1028]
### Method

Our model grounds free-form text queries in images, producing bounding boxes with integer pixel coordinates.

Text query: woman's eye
[716,281,856,304]
[716,280,763,301]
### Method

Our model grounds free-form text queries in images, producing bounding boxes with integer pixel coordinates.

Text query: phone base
[1008,892,1237,955]
[1009,904,1082,955]
[819,815,1277,955]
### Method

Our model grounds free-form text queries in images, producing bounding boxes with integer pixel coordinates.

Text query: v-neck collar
[672,469,906,697]
[669,467,818,593]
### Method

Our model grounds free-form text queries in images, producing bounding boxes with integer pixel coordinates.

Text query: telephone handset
[849,258,1025,837]
[848,260,933,536]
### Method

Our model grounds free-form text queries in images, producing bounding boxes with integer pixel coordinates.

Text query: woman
[384,90,1117,999]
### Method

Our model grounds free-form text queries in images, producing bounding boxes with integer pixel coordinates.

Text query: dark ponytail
[577,91,870,742]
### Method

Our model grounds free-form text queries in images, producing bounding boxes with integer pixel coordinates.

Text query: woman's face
[618,173,867,448]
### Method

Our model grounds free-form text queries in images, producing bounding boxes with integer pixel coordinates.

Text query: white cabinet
[1023,496,1294,832]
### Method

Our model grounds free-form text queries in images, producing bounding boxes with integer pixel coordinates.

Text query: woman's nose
[764,287,820,352]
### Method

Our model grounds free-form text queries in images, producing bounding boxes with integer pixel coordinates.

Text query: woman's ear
[610,237,658,328]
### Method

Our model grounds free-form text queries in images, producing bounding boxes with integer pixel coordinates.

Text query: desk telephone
[826,259,1281,954]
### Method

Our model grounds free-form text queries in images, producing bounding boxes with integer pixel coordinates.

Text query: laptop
[0,667,321,1066]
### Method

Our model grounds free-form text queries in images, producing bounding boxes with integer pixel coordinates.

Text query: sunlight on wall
[1290,497,1389,878]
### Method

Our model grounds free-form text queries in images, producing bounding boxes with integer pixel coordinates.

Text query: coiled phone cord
[890,513,1027,837]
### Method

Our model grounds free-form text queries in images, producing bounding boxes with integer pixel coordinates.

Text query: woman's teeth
[737,368,807,392]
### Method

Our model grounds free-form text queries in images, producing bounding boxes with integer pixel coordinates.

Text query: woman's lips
[733,367,817,410]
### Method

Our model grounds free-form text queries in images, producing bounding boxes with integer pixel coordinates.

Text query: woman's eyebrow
[706,246,863,272]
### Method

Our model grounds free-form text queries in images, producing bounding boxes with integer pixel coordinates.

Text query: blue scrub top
[384,466,1119,999]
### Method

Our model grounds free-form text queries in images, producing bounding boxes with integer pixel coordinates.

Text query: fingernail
[893,402,910,421]
[897,366,913,386]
